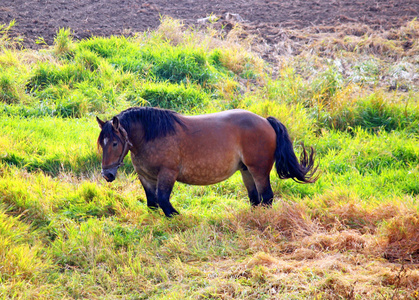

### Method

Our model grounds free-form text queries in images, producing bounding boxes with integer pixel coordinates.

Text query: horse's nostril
[103,172,115,182]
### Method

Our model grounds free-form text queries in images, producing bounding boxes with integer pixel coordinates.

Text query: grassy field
[0,17,418,299]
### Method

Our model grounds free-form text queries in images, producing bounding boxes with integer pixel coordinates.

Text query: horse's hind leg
[247,167,274,206]
[240,169,260,206]
[257,178,274,206]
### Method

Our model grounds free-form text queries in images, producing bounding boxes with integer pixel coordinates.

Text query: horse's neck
[124,122,145,153]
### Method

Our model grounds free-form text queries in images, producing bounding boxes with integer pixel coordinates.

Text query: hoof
[165,209,180,218]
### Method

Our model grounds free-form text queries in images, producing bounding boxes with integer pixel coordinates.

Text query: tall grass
[0,116,100,176]
[0,17,418,299]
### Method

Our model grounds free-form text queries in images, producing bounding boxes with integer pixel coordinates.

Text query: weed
[53,28,75,58]
[0,20,22,49]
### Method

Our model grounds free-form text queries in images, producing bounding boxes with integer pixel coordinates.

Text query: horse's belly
[177,161,239,185]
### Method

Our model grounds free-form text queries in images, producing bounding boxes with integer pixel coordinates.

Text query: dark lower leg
[157,171,179,217]
[240,169,260,206]
[253,175,274,206]
[248,189,260,206]
[138,176,158,209]
[260,185,274,206]
[157,188,178,217]
[145,189,159,209]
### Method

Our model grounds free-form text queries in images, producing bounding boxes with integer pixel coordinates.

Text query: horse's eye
[113,142,118,147]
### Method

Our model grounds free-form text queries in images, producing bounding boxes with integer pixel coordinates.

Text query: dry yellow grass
[259,20,419,60]
[207,203,419,298]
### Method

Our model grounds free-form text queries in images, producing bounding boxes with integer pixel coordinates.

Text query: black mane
[113,107,185,142]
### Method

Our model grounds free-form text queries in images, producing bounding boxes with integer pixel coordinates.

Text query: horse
[96,107,319,217]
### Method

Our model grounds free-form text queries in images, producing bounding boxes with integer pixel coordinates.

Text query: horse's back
[183,109,272,131]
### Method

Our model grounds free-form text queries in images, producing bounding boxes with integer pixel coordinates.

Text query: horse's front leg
[138,175,159,210]
[157,168,179,217]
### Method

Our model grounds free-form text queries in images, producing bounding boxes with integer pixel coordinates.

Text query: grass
[0,17,418,299]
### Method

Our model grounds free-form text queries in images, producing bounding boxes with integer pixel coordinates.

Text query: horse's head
[96,116,132,182]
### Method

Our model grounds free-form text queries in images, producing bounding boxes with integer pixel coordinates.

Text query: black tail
[266,117,319,183]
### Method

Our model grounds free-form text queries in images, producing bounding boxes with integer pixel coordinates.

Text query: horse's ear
[112,116,120,131]
[96,116,105,129]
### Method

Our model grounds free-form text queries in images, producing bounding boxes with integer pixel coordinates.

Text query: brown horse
[96,107,318,217]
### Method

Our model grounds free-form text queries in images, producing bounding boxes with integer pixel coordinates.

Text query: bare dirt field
[1,0,418,49]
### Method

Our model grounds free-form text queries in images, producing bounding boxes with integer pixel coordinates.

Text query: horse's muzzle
[102,168,118,182]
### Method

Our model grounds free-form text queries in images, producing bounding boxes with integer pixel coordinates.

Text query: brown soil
[0,0,418,49]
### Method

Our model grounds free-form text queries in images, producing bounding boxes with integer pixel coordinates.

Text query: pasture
[0,17,418,299]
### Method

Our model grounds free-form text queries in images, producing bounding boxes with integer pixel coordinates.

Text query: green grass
[0,17,418,299]
[18,29,236,117]
[0,116,100,176]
